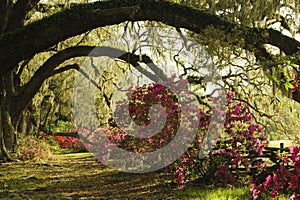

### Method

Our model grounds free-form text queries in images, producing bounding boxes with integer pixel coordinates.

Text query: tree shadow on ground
[0,154,181,199]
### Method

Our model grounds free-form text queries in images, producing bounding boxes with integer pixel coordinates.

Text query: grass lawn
[0,153,177,199]
[0,152,292,199]
[176,186,291,200]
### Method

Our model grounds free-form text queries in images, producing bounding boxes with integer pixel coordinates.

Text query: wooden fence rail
[212,142,293,176]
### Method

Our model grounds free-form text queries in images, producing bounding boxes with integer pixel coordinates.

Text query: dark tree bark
[0,107,12,161]
[0,77,13,161]
[5,0,40,32]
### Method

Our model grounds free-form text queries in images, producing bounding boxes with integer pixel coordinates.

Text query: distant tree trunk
[17,111,29,135]
[1,108,16,151]
[0,96,12,161]
[0,75,16,161]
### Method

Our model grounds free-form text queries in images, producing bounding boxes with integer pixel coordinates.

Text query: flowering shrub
[292,76,298,93]
[54,136,85,151]
[16,136,52,161]
[80,75,268,185]
[79,76,201,171]
[166,91,269,187]
[250,145,300,199]
[109,80,182,153]
[214,166,235,186]
[83,74,269,188]
[78,74,297,197]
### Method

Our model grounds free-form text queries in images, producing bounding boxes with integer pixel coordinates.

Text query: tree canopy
[0,0,299,161]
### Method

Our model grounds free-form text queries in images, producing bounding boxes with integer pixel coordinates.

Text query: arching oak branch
[11,46,165,117]
[0,0,299,75]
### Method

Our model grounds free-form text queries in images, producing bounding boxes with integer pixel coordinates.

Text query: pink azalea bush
[83,75,192,154]
[292,76,298,93]
[250,145,300,199]
[54,135,85,151]
[110,77,183,153]
[86,76,268,186]
[87,77,268,182]
[76,74,299,199]
[16,136,52,161]
[166,91,269,188]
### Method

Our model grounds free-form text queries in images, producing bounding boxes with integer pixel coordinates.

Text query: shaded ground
[0,153,183,200]
[1,139,290,199]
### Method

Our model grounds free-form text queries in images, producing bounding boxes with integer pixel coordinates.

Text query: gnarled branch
[0,0,299,75]
[11,46,165,118]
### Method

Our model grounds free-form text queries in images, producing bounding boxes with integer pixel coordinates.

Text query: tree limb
[0,0,299,76]
[11,46,165,118]
[0,0,12,34]
[5,0,40,32]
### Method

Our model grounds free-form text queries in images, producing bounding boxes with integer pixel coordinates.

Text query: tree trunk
[0,102,12,162]
[2,106,16,151]
[0,75,15,161]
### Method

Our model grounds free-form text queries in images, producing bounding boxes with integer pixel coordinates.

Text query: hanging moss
[0,0,299,77]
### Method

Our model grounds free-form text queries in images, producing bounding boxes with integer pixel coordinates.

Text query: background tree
[0,0,299,161]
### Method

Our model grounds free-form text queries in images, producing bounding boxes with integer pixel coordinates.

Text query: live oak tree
[0,0,299,161]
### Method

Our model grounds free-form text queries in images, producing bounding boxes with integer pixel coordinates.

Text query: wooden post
[280,143,284,152]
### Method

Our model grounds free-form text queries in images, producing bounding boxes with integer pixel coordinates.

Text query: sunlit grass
[176,186,291,200]
[176,186,252,200]
[57,152,93,158]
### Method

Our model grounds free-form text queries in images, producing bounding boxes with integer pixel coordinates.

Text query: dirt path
[0,153,183,199]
